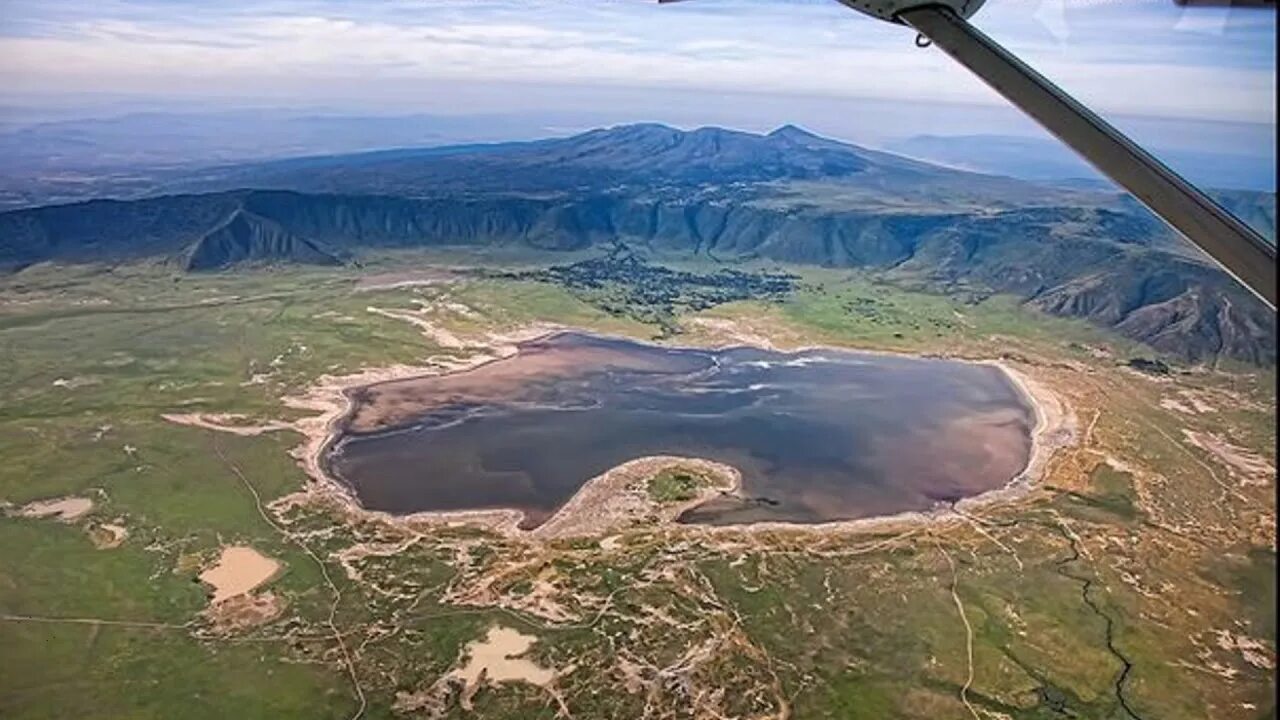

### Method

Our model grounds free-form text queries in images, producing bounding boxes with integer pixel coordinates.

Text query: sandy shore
[684,359,1075,537]
[286,323,1073,540]
[533,456,742,540]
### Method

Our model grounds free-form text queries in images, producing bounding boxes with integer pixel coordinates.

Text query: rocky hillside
[185,209,342,271]
[0,124,1272,364]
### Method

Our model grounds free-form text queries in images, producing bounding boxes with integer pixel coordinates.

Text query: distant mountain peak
[521,122,872,182]
[584,122,681,141]
[768,124,818,140]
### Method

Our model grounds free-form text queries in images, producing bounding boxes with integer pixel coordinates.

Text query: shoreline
[288,324,1074,539]
[284,323,567,515]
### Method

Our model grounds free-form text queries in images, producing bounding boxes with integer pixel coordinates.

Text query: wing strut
[898,4,1277,308]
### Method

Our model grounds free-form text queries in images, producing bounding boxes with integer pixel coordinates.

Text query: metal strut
[898,4,1277,309]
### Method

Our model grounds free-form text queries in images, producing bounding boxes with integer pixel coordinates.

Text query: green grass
[674,266,1152,371]
[0,622,353,720]
[646,469,708,503]
[774,269,1149,358]
[1201,548,1278,642]
[0,255,1273,719]
[1060,465,1141,524]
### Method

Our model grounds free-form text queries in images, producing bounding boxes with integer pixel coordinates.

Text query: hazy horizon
[1,0,1275,190]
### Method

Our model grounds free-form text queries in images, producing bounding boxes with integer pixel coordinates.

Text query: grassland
[646,469,711,504]
[0,249,1274,719]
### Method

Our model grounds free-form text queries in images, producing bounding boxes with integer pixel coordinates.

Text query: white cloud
[0,0,1272,124]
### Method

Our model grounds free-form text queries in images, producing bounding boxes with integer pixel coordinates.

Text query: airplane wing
[664,0,1277,307]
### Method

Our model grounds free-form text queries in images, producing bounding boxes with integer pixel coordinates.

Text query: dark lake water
[327,332,1034,527]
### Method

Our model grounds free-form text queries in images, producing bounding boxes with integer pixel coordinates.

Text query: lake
[327,332,1035,527]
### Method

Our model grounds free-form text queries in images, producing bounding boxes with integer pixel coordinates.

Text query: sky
[0,0,1275,152]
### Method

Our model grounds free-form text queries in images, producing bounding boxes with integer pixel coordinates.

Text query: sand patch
[51,376,100,389]
[984,363,1073,496]
[1161,390,1219,415]
[199,546,281,604]
[1216,629,1276,671]
[1160,398,1198,415]
[685,315,788,350]
[451,625,555,702]
[1183,430,1275,486]
[354,268,465,291]
[1179,390,1218,414]
[20,496,93,522]
[394,625,558,714]
[88,522,128,549]
[367,306,466,349]
[161,412,293,436]
[204,591,285,633]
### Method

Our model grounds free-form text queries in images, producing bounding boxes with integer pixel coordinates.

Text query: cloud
[0,0,1273,125]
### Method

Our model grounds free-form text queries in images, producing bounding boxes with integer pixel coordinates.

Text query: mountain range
[0,123,1273,365]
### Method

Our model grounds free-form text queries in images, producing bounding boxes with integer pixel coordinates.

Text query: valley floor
[0,250,1274,719]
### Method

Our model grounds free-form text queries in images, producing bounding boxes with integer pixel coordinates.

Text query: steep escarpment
[1019,255,1275,365]
[1,188,1270,364]
[242,190,952,261]
[0,125,1272,364]
[0,189,1156,267]
[0,193,244,271]
[185,209,343,270]
[240,191,579,249]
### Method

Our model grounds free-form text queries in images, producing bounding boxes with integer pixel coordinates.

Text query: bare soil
[19,496,94,522]
[199,546,281,604]
[451,625,555,689]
